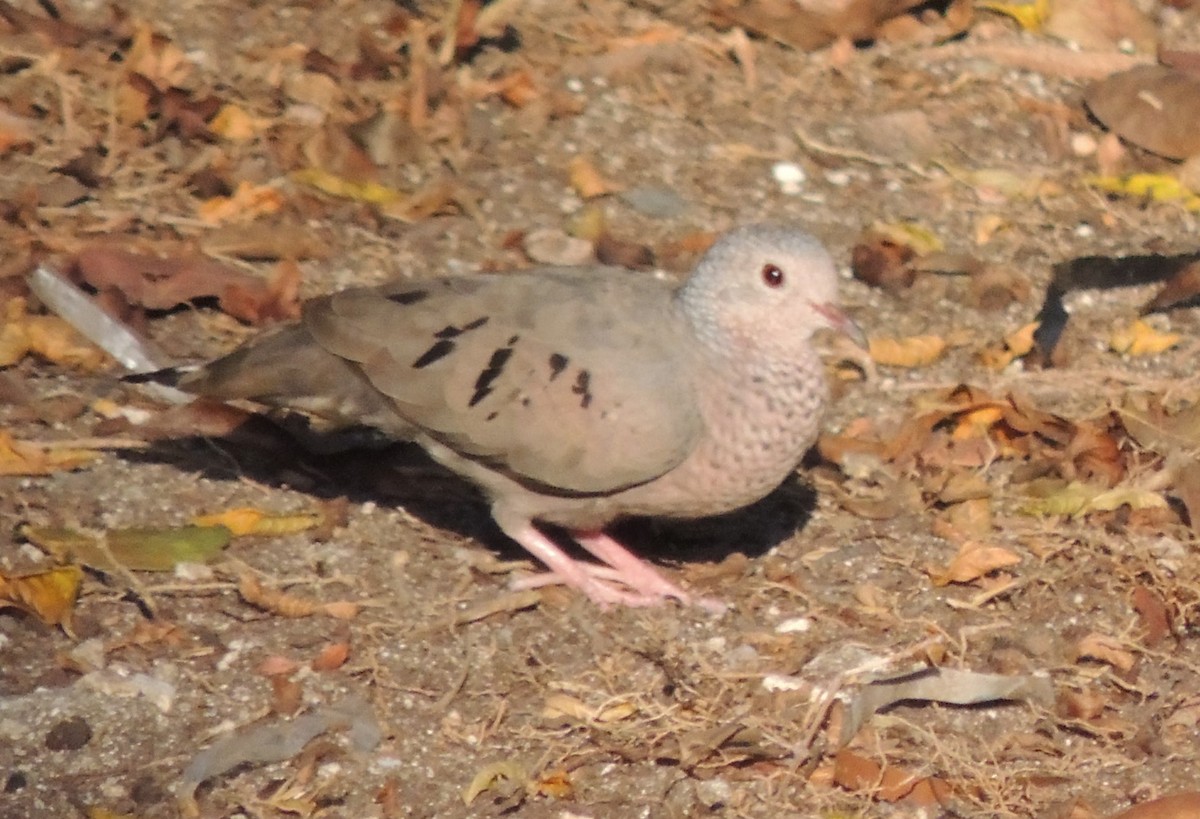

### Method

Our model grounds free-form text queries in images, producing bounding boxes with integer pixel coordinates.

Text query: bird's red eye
[761,263,785,288]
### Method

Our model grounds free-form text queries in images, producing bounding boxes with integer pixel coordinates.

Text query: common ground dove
[155,224,857,610]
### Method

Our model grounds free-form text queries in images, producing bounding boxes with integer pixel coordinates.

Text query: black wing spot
[548,353,569,380]
[435,316,490,340]
[486,411,499,421]
[469,347,514,407]
[572,369,593,409]
[507,334,520,345]
[386,289,430,305]
[412,339,455,369]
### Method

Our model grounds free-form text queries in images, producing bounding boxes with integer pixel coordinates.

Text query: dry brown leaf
[237,573,356,619]
[712,0,925,52]
[542,693,637,724]
[868,335,946,368]
[929,541,1021,586]
[1109,792,1200,819]
[832,749,952,806]
[1059,687,1110,721]
[0,564,82,629]
[1085,66,1200,160]
[198,180,285,224]
[1131,585,1171,647]
[69,245,301,324]
[1117,396,1200,456]
[0,298,109,371]
[126,21,193,89]
[1075,632,1137,673]
[941,497,993,539]
[0,431,100,476]
[310,641,350,671]
[529,769,573,800]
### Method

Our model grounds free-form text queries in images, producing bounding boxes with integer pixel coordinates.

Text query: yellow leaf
[192,507,323,537]
[868,335,946,368]
[568,155,621,200]
[198,180,284,224]
[291,167,404,206]
[1021,480,1167,518]
[868,221,943,255]
[1110,319,1181,356]
[1087,173,1200,211]
[978,321,1039,369]
[0,564,82,628]
[23,524,232,572]
[209,104,265,141]
[951,406,1005,440]
[1088,487,1167,514]
[0,298,108,370]
[463,761,526,806]
[978,0,1050,31]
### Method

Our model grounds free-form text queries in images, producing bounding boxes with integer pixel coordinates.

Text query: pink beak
[812,302,867,348]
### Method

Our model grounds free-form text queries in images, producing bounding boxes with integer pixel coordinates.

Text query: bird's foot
[503,524,726,614]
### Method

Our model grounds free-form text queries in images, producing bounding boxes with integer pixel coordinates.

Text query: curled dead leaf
[0,431,100,476]
[929,541,1021,586]
[191,507,324,537]
[868,335,946,368]
[1085,66,1200,160]
[463,760,526,806]
[1075,632,1137,673]
[1109,792,1200,819]
[0,298,109,371]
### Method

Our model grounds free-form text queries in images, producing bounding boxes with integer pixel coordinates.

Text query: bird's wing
[304,271,704,494]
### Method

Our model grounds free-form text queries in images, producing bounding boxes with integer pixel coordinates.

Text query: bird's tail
[127,324,399,431]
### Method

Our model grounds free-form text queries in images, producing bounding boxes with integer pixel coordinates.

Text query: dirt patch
[3,1,1200,817]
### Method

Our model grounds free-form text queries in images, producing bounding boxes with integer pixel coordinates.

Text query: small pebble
[1070,132,1097,157]
[776,616,812,634]
[619,185,688,219]
[824,169,852,187]
[523,228,594,266]
[45,716,92,751]
[771,161,806,195]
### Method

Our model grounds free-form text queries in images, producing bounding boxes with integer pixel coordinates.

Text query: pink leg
[576,532,726,614]
[498,520,666,609]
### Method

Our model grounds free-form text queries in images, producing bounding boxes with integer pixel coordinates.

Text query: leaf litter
[4,0,1200,817]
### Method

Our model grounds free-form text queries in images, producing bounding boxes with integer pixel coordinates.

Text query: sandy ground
[3,1,1200,817]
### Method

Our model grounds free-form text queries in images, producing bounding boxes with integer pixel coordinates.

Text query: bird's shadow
[122,413,817,565]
